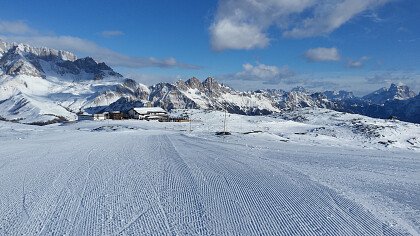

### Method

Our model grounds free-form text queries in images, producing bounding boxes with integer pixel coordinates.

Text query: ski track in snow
[0,125,418,235]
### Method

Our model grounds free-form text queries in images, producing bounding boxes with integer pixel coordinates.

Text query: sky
[0,0,419,95]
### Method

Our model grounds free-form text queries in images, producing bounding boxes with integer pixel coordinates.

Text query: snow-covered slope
[178,108,420,152]
[0,115,418,235]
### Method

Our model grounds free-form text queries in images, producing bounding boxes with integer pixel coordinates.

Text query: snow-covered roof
[133,107,167,115]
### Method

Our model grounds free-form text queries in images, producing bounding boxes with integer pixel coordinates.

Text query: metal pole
[189,106,192,132]
[223,104,227,133]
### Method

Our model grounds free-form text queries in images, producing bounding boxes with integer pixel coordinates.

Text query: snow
[179,88,210,109]
[0,109,419,235]
[176,108,420,152]
[220,92,280,111]
[0,72,139,123]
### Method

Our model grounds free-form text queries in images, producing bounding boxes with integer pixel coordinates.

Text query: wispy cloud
[210,0,390,50]
[363,11,384,23]
[365,72,419,88]
[0,20,34,35]
[0,20,200,70]
[347,56,369,68]
[284,0,388,38]
[304,47,341,62]
[222,62,295,85]
[100,30,124,38]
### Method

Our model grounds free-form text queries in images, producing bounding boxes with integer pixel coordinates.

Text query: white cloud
[284,0,388,38]
[210,0,389,50]
[347,56,369,68]
[235,62,294,84]
[210,19,269,50]
[304,47,341,62]
[0,20,199,69]
[0,20,34,35]
[101,30,124,38]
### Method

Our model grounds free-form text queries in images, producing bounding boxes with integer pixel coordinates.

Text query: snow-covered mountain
[0,40,147,124]
[147,77,279,115]
[0,40,121,80]
[363,83,416,105]
[0,39,419,125]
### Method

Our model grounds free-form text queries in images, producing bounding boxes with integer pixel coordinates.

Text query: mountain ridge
[0,40,418,125]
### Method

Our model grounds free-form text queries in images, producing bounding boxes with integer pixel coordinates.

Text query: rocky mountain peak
[202,77,230,94]
[175,80,188,90]
[0,40,121,80]
[185,77,202,89]
[363,83,416,104]
[388,83,415,100]
[0,39,77,62]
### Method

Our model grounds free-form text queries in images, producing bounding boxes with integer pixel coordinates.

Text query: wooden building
[109,111,123,120]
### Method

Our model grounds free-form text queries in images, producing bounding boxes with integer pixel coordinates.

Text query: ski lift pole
[189,105,192,132]
[223,102,227,133]
[189,114,192,132]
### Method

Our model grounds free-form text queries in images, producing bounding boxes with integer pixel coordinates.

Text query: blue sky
[0,0,419,94]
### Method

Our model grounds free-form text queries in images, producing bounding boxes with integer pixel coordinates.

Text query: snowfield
[0,109,419,235]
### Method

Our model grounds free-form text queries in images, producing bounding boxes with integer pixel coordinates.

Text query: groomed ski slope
[0,120,419,235]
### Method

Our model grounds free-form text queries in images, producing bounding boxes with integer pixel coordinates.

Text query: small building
[93,112,109,121]
[128,107,169,121]
[77,113,93,121]
[109,111,123,120]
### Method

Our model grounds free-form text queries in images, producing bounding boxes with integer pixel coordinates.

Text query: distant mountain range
[0,39,419,125]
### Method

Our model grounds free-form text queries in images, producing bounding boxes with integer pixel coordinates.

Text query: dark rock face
[54,57,122,80]
[202,77,231,95]
[5,59,44,77]
[0,46,45,77]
